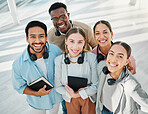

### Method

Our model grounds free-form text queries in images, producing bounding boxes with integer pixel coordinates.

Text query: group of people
[12,2,148,114]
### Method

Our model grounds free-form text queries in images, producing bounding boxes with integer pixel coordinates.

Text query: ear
[26,37,29,43]
[67,13,70,19]
[125,58,130,66]
[45,36,47,42]
[111,32,113,38]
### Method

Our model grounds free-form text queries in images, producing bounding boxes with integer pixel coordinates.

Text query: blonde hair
[65,27,88,54]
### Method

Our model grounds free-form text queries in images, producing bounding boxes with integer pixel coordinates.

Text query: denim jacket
[12,43,63,110]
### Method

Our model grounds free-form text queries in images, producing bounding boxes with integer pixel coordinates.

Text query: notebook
[68,76,88,92]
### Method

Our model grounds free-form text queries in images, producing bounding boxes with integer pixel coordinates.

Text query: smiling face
[106,44,129,75]
[94,23,113,47]
[26,26,47,55]
[65,33,85,58]
[50,7,71,33]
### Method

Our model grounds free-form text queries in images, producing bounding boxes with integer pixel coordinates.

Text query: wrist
[73,93,80,98]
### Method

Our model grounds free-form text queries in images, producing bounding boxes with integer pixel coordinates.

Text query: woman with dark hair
[96,41,148,114]
[54,27,98,114]
[92,20,136,74]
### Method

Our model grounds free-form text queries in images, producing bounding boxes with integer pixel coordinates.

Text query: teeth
[34,44,41,47]
[59,24,65,28]
[72,49,78,53]
[73,50,78,53]
[100,40,106,43]
[110,63,116,67]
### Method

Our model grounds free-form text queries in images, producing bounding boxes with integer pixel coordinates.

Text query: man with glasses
[48,2,97,52]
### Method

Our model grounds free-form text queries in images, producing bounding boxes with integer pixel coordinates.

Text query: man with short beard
[12,21,62,114]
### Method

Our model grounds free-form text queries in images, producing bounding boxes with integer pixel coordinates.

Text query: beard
[29,43,45,53]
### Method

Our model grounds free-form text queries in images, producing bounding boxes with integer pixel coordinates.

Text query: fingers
[65,85,69,92]
[78,86,88,92]
[47,89,52,93]
[65,85,74,93]
[43,85,47,89]
[43,85,52,94]
[65,85,70,89]
[84,86,88,89]
[65,85,71,91]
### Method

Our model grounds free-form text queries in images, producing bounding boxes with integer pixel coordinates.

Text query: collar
[23,43,50,62]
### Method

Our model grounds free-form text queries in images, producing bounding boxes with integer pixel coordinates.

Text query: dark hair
[49,2,67,14]
[93,20,112,33]
[111,41,131,59]
[25,21,47,37]
[65,27,88,52]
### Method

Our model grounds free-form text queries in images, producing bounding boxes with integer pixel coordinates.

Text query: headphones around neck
[97,45,105,63]
[64,52,84,64]
[28,44,49,61]
[102,66,129,85]
[97,42,114,63]
[55,29,61,36]
[55,20,73,36]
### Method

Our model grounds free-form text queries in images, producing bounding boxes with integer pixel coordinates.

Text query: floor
[0,0,148,114]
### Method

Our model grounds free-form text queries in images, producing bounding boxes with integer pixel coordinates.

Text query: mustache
[32,42,44,45]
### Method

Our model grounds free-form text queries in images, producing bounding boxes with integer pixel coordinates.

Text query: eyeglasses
[51,14,67,23]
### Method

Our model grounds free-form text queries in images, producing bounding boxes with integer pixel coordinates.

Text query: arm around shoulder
[128,55,136,74]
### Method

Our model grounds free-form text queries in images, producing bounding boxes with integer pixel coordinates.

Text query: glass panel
[16,0,57,20]
[0,0,13,28]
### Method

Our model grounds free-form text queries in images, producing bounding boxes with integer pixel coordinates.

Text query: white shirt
[35,57,47,78]
[102,74,117,111]
[67,54,83,77]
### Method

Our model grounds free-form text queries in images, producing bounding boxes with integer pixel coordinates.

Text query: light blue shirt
[12,43,63,110]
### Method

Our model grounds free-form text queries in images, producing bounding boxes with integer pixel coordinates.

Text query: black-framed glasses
[51,14,67,23]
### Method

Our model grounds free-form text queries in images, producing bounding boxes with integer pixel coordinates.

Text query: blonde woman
[54,27,98,114]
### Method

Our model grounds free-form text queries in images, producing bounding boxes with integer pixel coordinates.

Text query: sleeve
[54,56,71,99]
[79,53,98,99]
[129,55,136,75]
[87,25,97,48]
[124,78,148,112]
[11,61,27,94]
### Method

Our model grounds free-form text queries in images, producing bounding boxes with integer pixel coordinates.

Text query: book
[28,77,53,91]
[68,76,88,92]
